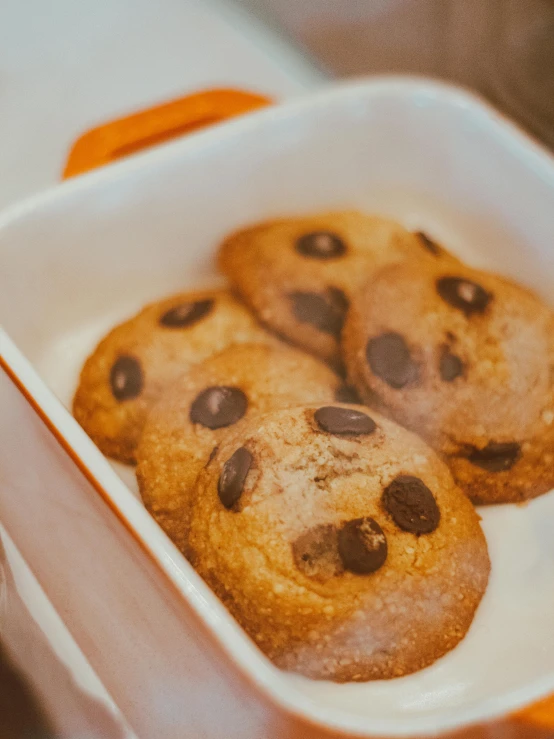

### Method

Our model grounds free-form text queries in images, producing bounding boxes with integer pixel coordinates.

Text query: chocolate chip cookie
[218,212,456,370]
[136,344,340,553]
[343,260,554,504]
[188,404,490,682]
[73,290,271,463]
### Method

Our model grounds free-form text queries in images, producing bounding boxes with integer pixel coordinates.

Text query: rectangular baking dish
[1,77,554,739]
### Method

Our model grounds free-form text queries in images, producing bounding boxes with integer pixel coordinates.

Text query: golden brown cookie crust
[219,211,457,368]
[447,350,554,505]
[189,404,490,682]
[73,290,270,463]
[136,343,340,554]
[342,260,554,504]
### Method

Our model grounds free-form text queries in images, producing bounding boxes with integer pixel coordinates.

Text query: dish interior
[1,80,554,732]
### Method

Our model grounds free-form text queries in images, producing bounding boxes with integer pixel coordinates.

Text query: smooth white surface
[0,526,136,738]
[0,0,323,211]
[1,78,554,736]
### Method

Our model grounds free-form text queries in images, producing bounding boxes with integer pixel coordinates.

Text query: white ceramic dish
[0,525,136,738]
[1,77,554,739]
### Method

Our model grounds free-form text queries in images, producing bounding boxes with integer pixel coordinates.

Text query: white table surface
[0,0,325,211]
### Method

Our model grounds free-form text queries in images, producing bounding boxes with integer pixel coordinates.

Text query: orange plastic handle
[515,694,554,730]
[63,88,271,178]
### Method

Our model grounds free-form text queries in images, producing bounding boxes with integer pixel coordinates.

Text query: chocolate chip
[415,231,442,256]
[467,442,520,472]
[289,288,349,338]
[335,384,362,404]
[295,231,346,260]
[440,348,464,381]
[366,332,418,389]
[382,476,440,535]
[327,286,349,311]
[110,356,143,401]
[190,386,247,429]
[160,299,214,328]
[207,446,219,465]
[315,406,376,436]
[437,277,491,316]
[338,518,388,575]
[218,447,252,509]
[292,524,342,580]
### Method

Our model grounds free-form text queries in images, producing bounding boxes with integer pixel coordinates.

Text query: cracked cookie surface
[188,404,490,682]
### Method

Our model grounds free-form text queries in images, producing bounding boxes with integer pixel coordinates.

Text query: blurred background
[239,0,554,147]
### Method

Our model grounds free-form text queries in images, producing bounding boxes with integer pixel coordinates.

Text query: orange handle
[515,694,554,730]
[63,88,272,178]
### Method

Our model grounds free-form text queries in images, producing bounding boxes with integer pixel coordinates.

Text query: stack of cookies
[73,210,554,682]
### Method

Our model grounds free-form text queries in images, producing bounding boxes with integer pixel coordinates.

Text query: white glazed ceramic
[0,526,136,738]
[1,77,554,739]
